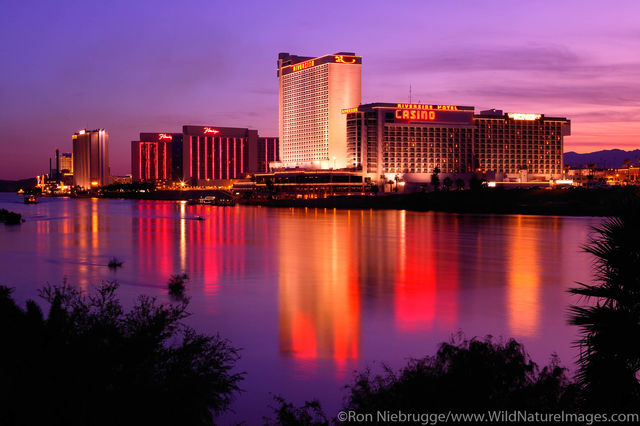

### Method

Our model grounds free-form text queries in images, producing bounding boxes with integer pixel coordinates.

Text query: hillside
[0,178,37,192]
[564,149,640,169]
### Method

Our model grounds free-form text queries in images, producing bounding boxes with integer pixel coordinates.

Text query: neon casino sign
[203,127,220,134]
[334,55,357,64]
[395,109,437,121]
[508,113,541,121]
[393,104,472,123]
[292,60,315,72]
[158,133,172,140]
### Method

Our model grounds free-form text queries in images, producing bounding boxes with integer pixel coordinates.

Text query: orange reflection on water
[507,216,540,337]
[278,208,360,371]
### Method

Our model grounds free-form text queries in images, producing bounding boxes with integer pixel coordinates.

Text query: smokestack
[56,149,60,181]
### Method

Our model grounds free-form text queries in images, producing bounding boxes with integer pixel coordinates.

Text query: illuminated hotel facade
[345,104,570,184]
[182,126,256,184]
[130,126,279,184]
[60,152,73,175]
[131,133,183,182]
[277,52,361,169]
[72,129,110,189]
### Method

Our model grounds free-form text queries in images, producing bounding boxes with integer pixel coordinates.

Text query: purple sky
[1,0,639,179]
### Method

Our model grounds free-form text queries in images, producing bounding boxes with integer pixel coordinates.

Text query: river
[0,193,600,423]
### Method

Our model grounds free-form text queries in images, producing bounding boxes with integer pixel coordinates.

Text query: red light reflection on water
[133,203,248,297]
[395,213,459,331]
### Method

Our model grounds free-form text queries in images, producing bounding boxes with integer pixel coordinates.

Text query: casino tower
[277,52,361,169]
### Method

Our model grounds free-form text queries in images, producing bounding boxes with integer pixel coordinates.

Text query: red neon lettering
[292,60,315,72]
[204,127,219,134]
[395,109,438,121]
[158,133,172,140]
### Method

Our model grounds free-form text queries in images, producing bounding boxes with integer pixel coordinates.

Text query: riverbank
[242,187,636,216]
[97,186,638,216]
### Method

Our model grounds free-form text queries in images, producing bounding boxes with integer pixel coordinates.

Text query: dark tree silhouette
[168,273,190,297]
[343,336,576,416]
[455,178,465,191]
[264,396,328,426]
[431,167,441,191]
[469,175,484,191]
[443,176,453,191]
[569,193,640,411]
[0,209,23,225]
[107,256,123,269]
[0,282,242,426]
[268,336,577,424]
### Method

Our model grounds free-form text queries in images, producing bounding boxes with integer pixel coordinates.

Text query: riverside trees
[0,282,242,426]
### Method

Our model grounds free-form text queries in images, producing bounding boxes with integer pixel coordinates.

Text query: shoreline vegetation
[97,187,638,217]
[0,209,23,225]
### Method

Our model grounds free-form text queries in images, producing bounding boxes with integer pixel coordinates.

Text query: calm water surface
[0,194,600,422]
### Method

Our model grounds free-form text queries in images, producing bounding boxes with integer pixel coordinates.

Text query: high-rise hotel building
[346,104,570,183]
[277,52,361,169]
[72,129,110,189]
[131,133,183,182]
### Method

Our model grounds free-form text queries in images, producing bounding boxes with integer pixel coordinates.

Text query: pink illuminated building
[131,126,278,184]
[131,133,182,182]
[182,125,262,185]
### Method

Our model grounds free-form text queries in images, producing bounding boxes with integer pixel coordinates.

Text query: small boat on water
[24,194,38,204]
[187,196,236,206]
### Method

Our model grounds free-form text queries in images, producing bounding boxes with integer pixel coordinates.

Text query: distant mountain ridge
[563,149,640,169]
[0,178,37,192]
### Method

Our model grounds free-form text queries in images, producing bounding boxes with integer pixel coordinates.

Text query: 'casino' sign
[393,104,473,124]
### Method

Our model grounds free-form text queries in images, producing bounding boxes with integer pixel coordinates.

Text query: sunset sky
[1,0,639,179]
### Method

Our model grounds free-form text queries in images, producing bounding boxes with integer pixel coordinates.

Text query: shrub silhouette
[266,336,578,424]
[107,256,123,269]
[264,396,328,426]
[168,273,190,297]
[343,336,577,415]
[0,282,242,426]
[0,209,22,225]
